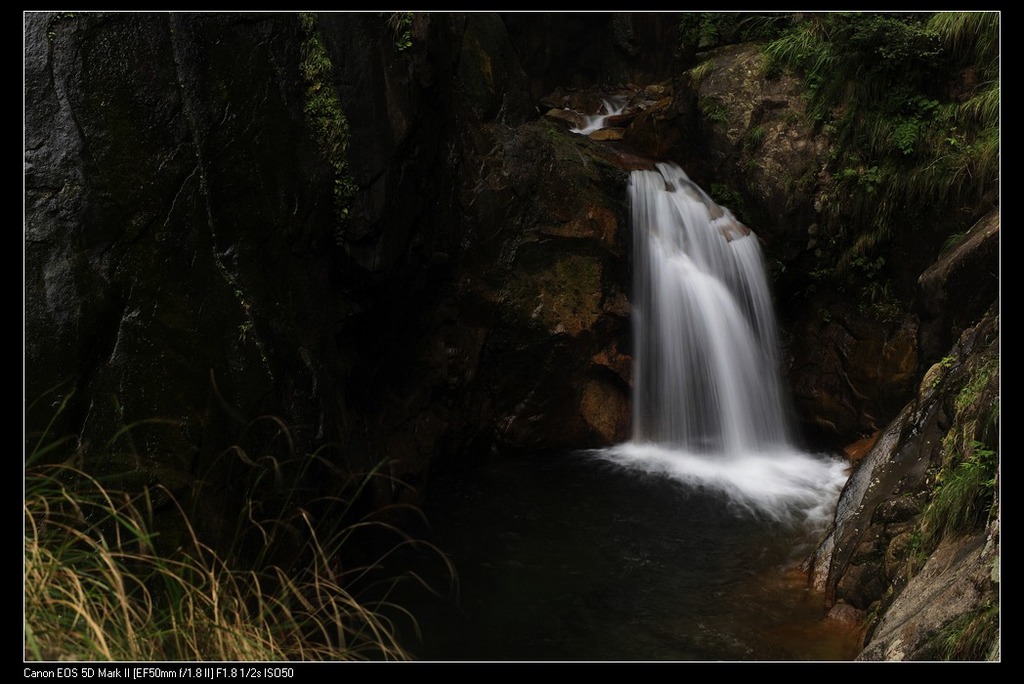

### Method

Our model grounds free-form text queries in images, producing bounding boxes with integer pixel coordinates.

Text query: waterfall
[630,162,790,453]
[594,162,848,525]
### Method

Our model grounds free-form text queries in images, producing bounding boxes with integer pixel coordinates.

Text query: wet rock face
[25,11,490,526]
[806,306,999,659]
[684,43,829,256]
[856,522,999,661]
[455,120,634,454]
[787,304,919,444]
[916,209,999,366]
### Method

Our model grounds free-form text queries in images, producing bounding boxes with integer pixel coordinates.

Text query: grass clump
[24,460,441,661]
[921,439,997,545]
[26,464,284,661]
[25,398,453,661]
[931,600,999,660]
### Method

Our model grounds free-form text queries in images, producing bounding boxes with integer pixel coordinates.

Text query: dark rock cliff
[24,11,652,526]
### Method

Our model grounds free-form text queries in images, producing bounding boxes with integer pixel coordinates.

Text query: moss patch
[508,253,603,336]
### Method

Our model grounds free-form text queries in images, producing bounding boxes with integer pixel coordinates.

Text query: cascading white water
[630,162,790,453]
[570,97,627,135]
[596,162,848,524]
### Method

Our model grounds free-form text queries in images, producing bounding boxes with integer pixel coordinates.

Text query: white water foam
[591,442,849,528]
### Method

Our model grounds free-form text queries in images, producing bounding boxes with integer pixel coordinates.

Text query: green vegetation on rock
[928,600,999,660]
[762,12,999,270]
[920,354,998,547]
[678,12,792,54]
[383,12,414,52]
[298,13,358,247]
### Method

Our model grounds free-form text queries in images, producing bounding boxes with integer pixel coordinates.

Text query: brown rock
[589,127,625,141]
[827,600,867,627]
[579,377,630,443]
[591,340,633,386]
[843,432,879,463]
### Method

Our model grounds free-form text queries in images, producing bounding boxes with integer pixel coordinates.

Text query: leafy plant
[699,96,730,126]
[736,13,793,42]
[679,13,734,52]
[680,12,792,54]
[930,355,957,389]
[707,183,752,226]
[857,281,903,323]
[384,12,414,52]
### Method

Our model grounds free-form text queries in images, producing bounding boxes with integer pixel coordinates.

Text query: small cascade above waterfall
[569,96,627,135]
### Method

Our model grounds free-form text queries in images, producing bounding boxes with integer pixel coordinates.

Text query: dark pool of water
[397,450,861,662]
